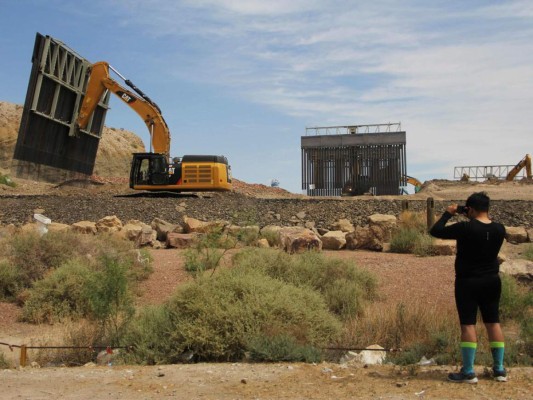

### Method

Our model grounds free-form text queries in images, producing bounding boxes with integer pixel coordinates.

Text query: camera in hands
[456,205,469,215]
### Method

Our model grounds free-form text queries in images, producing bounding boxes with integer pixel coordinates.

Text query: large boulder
[344,215,397,252]
[505,226,529,244]
[47,222,70,233]
[500,259,533,283]
[151,218,181,241]
[96,215,123,233]
[279,226,322,254]
[432,239,456,256]
[166,232,201,248]
[72,221,97,235]
[345,229,358,250]
[320,230,346,250]
[120,220,144,242]
[182,216,227,233]
[340,345,387,365]
[346,226,382,251]
[329,218,354,233]
[137,224,157,247]
[368,214,397,242]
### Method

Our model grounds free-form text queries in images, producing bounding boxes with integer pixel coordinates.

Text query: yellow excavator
[77,62,232,192]
[506,154,532,181]
[405,175,422,193]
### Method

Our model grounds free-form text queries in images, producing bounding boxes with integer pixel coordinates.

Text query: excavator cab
[130,153,232,192]
[130,153,170,187]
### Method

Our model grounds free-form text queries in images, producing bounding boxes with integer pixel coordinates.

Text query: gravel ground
[1,190,533,229]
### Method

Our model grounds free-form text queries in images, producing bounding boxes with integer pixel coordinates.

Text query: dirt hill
[0,101,145,178]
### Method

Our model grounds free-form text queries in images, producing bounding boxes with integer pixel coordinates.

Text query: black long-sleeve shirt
[429,212,506,278]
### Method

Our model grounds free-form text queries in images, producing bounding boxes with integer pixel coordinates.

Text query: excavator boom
[506,154,532,181]
[77,62,171,157]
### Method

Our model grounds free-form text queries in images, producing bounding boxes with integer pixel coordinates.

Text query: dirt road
[2,362,532,399]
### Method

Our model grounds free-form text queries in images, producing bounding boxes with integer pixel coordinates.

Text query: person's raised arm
[429,204,465,240]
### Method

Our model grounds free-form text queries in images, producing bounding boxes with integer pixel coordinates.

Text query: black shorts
[455,274,501,325]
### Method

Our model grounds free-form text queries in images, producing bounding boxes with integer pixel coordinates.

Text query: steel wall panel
[301,131,407,196]
[12,33,109,182]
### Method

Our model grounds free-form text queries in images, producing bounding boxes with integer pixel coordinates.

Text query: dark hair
[465,191,490,212]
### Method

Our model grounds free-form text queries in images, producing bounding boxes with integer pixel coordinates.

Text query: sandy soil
[1,249,531,399]
[1,362,532,400]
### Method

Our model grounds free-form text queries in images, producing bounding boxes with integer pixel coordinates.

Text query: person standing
[430,191,507,383]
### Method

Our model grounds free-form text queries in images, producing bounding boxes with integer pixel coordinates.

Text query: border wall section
[301,124,407,196]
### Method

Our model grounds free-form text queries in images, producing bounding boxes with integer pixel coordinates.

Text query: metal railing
[305,123,402,136]
[453,165,523,181]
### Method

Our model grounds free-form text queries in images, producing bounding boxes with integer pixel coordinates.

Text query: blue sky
[1,0,532,193]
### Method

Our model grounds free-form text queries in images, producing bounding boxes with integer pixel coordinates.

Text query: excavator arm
[405,175,422,192]
[506,154,532,181]
[77,61,171,157]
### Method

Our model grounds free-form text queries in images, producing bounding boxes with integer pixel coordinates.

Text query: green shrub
[247,334,322,363]
[518,317,533,360]
[389,342,430,366]
[390,228,420,253]
[390,211,436,256]
[21,260,93,323]
[21,254,138,339]
[233,248,377,319]
[0,352,10,368]
[1,231,152,300]
[398,211,427,232]
[413,233,437,257]
[122,306,176,365]
[6,231,80,285]
[260,228,281,247]
[131,248,154,281]
[0,173,16,187]
[234,227,260,246]
[390,228,438,256]
[0,260,22,300]
[126,268,341,363]
[85,256,135,344]
[500,274,533,322]
[184,229,236,275]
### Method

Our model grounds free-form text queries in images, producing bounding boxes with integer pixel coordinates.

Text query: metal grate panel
[12,33,110,181]
[301,128,407,196]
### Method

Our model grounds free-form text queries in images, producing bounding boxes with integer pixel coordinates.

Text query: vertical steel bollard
[20,344,27,367]
[427,197,435,231]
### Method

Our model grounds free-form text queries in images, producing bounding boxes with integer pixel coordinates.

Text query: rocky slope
[0,191,532,230]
